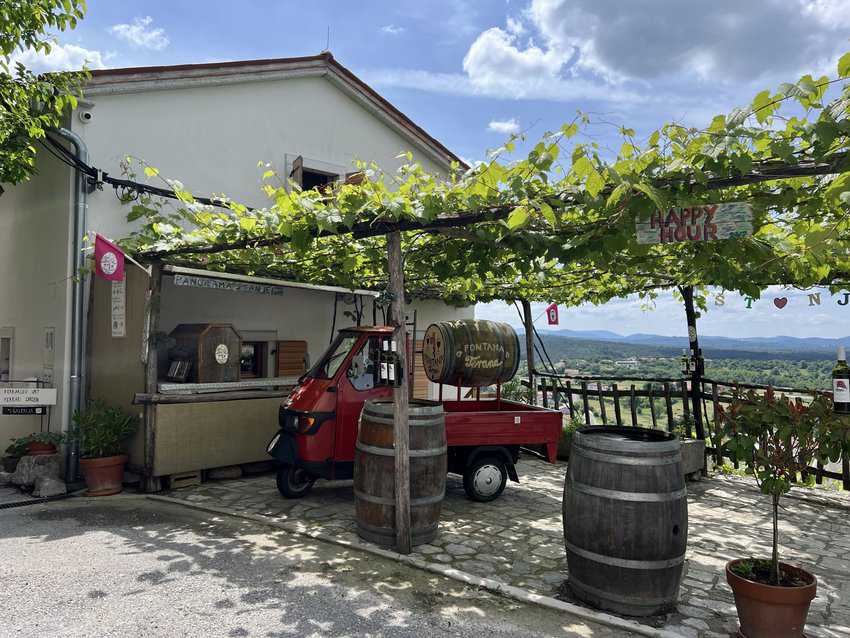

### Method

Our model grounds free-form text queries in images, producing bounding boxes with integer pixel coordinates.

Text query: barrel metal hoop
[565,540,686,570]
[568,576,678,607]
[355,442,448,457]
[354,488,445,506]
[574,430,680,454]
[568,481,687,502]
[360,413,446,427]
[572,446,681,466]
[364,401,444,416]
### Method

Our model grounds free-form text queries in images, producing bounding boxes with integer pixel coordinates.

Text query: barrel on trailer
[422,319,520,387]
[354,399,447,547]
[563,426,687,616]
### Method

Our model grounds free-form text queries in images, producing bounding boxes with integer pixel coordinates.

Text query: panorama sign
[636,202,753,245]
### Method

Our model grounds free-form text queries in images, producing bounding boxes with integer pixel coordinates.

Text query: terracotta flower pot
[726,559,817,638]
[26,441,57,456]
[79,455,128,496]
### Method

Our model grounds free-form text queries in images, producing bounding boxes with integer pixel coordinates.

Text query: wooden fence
[524,371,850,489]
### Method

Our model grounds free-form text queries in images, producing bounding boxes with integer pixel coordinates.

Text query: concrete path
[0,496,632,638]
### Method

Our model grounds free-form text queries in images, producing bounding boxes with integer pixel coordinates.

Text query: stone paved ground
[162,459,850,638]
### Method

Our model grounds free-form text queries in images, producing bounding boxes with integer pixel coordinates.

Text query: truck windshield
[307,333,359,379]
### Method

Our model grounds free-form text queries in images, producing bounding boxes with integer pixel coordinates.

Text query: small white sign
[0,388,58,406]
[111,280,126,338]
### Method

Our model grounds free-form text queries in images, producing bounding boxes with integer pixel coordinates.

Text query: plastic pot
[79,455,128,496]
[726,559,817,638]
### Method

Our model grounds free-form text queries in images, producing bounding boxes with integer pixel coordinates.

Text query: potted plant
[15,431,65,456]
[71,400,138,496]
[3,439,28,472]
[718,388,847,638]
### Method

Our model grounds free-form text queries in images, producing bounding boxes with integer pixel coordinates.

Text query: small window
[0,330,12,383]
[302,168,337,193]
[240,341,268,378]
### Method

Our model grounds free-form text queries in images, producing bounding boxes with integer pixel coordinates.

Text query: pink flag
[546,303,559,325]
[94,234,125,281]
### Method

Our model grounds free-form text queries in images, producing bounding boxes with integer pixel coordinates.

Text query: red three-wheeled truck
[267,321,562,502]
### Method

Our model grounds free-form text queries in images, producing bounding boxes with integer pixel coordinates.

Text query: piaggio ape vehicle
[267,325,561,502]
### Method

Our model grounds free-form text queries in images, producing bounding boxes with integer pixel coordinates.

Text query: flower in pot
[16,431,65,456]
[71,400,138,496]
[719,389,848,638]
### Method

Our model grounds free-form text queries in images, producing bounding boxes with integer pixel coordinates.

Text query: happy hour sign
[636,202,753,245]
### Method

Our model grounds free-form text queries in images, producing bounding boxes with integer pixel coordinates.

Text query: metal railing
[522,372,850,489]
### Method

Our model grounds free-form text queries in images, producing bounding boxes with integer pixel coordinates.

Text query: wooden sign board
[636,202,753,245]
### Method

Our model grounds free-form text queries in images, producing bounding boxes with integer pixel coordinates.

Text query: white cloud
[488,117,521,134]
[109,16,169,51]
[506,16,525,35]
[381,24,405,35]
[526,0,850,83]
[10,43,107,73]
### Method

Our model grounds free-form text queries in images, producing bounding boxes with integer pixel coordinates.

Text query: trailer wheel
[463,457,507,502]
[276,464,315,498]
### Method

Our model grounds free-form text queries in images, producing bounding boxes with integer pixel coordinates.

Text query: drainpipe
[55,127,88,483]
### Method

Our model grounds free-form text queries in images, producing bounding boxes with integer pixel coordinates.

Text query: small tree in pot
[719,389,847,638]
[71,400,138,496]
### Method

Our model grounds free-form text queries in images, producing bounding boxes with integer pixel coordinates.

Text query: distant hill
[517,332,845,362]
[526,328,850,356]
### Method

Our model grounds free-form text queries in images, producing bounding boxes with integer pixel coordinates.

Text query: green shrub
[70,400,138,459]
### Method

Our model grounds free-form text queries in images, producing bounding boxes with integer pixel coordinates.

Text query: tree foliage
[0,0,87,184]
[120,52,850,307]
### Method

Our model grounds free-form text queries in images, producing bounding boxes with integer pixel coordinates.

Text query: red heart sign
[773,297,788,309]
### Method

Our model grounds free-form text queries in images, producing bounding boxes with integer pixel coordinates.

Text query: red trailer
[267,326,562,502]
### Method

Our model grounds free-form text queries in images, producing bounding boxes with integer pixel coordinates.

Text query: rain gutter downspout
[55,127,88,483]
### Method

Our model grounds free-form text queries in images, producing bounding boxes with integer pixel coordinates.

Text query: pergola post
[142,261,163,493]
[522,299,535,405]
[681,286,706,441]
[387,231,412,554]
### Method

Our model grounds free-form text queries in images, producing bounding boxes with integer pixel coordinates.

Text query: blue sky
[15,0,850,338]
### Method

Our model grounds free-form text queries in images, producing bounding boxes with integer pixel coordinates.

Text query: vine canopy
[120,52,850,308]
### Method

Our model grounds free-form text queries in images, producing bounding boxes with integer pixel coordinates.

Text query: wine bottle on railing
[833,346,850,414]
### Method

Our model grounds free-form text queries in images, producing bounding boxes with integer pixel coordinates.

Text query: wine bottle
[833,346,850,414]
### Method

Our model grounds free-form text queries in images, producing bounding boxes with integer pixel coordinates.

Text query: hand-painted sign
[0,388,57,406]
[636,202,753,245]
[173,273,286,296]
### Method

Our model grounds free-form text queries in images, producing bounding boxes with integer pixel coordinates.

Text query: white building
[0,52,472,465]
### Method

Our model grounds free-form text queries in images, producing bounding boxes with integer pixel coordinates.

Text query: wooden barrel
[354,399,447,547]
[422,319,520,387]
[563,426,687,616]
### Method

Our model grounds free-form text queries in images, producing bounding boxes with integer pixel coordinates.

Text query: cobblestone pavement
[163,459,850,637]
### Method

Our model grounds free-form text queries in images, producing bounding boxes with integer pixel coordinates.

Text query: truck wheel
[463,457,507,502]
[276,465,315,498]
